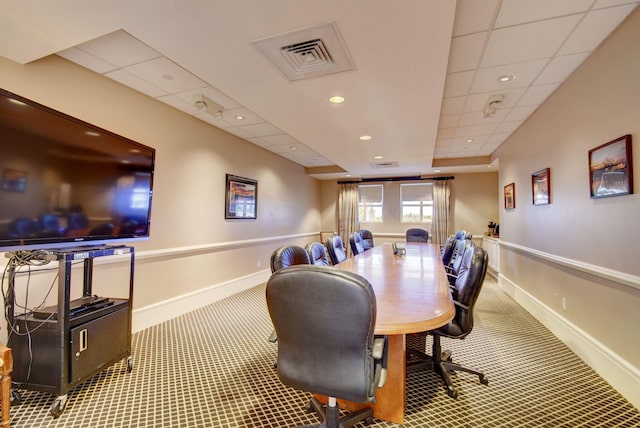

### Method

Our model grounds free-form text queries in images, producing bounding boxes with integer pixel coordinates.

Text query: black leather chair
[408,246,489,398]
[359,229,374,250]
[406,228,429,242]
[270,245,310,273]
[349,231,365,255]
[305,242,330,266]
[441,235,457,266]
[446,238,474,285]
[266,265,388,428]
[326,235,347,265]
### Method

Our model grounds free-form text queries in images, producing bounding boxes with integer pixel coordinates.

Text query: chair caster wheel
[446,387,458,399]
[305,402,314,413]
[10,389,21,405]
[480,375,489,385]
[364,416,374,425]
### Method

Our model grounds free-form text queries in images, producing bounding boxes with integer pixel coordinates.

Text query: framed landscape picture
[588,135,633,199]
[504,182,515,210]
[225,174,258,219]
[532,168,550,205]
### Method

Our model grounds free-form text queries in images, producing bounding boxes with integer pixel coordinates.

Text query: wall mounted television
[0,88,155,252]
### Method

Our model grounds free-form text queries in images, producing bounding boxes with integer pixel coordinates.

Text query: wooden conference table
[329,242,455,424]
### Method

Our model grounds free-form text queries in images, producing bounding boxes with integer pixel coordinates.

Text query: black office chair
[349,231,365,256]
[266,265,388,428]
[441,235,457,266]
[305,242,330,266]
[407,246,489,399]
[406,228,429,242]
[326,235,347,265]
[268,245,311,345]
[270,245,310,273]
[446,238,474,286]
[359,229,374,250]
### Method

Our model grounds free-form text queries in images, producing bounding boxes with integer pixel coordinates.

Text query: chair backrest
[448,239,474,284]
[359,229,374,250]
[441,235,457,266]
[266,265,378,403]
[450,246,488,337]
[270,245,310,273]
[406,228,429,242]
[326,235,347,265]
[454,230,472,240]
[305,242,330,266]
[349,232,365,255]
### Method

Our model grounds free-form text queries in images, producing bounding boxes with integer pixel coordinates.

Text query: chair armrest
[372,336,389,388]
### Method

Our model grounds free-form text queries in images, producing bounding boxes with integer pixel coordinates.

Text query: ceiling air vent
[251,22,356,81]
[370,161,400,169]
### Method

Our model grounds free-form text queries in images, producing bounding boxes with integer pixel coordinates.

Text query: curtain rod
[338,175,454,184]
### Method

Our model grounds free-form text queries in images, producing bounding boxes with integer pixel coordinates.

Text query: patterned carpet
[7,276,640,427]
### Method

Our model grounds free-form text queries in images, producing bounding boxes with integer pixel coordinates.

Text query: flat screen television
[0,88,155,252]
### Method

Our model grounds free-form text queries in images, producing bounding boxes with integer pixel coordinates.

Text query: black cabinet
[7,246,135,417]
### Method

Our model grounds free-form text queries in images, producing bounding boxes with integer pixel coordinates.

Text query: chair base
[298,396,374,428]
[407,336,488,399]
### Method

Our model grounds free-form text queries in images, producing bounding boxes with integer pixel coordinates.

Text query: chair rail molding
[500,240,640,291]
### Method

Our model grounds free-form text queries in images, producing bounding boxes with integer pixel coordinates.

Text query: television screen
[0,88,155,252]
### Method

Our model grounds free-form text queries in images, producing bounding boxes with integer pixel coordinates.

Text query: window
[359,184,383,222]
[401,183,433,223]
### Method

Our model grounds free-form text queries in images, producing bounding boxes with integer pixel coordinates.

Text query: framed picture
[532,168,551,205]
[588,134,633,199]
[2,169,27,192]
[504,182,515,210]
[225,174,258,219]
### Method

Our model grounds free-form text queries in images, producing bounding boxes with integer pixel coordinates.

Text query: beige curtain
[432,179,451,246]
[337,182,360,257]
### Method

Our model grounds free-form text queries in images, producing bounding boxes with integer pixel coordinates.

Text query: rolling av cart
[6,245,135,418]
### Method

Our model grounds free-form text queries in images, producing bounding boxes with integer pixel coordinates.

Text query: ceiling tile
[454,123,498,137]
[481,15,582,67]
[437,128,456,139]
[458,109,509,126]
[218,107,264,126]
[558,4,637,55]
[593,0,639,8]
[105,69,167,97]
[495,120,523,133]
[123,57,208,94]
[74,30,161,68]
[259,134,301,146]
[57,47,117,74]
[471,59,548,93]
[443,71,474,98]
[224,127,256,139]
[174,87,242,111]
[448,33,487,73]
[487,132,512,144]
[505,105,538,121]
[453,0,500,36]
[518,83,558,106]
[439,114,461,128]
[534,52,589,84]
[237,122,282,137]
[495,0,592,27]
[441,96,467,115]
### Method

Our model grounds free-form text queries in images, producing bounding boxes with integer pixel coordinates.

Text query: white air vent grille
[280,39,335,74]
[370,161,400,169]
[251,22,355,81]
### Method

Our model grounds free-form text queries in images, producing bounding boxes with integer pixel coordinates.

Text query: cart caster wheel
[446,386,458,399]
[10,389,21,405]
[50,395,68,419]
[127,356,134,373]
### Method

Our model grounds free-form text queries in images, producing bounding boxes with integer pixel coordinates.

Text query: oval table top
[336,242,455,335]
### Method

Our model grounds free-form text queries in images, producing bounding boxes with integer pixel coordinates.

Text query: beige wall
[1,55,321,313]
[319,172,499,239]
[494,7,640,372]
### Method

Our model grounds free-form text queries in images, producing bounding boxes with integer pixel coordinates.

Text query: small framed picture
[532,168,551,205]
[504,182,515,210]
[225,174,258,219]
[588,134,633,199]
[2,169,27,192]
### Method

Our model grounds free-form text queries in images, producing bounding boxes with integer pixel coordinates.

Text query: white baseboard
[499,274,640,410]
[132,269,271,333]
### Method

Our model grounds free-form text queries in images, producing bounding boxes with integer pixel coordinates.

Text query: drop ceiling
[0,0,637,180]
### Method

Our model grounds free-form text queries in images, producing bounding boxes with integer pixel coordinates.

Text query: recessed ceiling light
[466,139,473,143]
[345,174,352,177]
[498,74,515,82]
[373,155,384,160]
[328,96,345,104]
[359,135,372,141]
[235,115,245,120]
[290,146,297,150]
[434,169,441,173]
